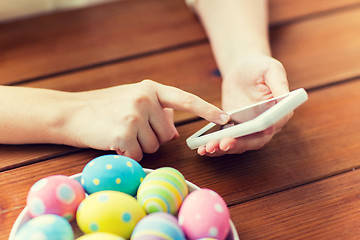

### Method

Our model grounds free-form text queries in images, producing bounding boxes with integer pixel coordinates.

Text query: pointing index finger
[151,81,230,125]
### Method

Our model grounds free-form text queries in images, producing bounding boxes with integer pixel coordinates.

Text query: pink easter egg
[26,175,85,221]
[178,189,230,240]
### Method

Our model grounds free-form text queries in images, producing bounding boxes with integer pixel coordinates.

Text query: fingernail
[219,113,230,124]
[223,145,230,151]
[198,148,205,156]
[210,149,216,154]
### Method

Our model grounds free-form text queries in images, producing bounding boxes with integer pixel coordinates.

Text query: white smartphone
[186,88,308,150]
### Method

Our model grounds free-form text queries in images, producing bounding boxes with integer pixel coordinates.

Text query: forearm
[193,0,270,76]
[0,86,74,145]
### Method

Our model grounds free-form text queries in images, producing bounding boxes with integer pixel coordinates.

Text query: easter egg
[76,190,146,239]
[26,175,85,221]
[137,167,188,215]
[15,214,73,240]
[131,212,185,240]
[178,189,230,240]
[81,154,145,196]
[76,232,125,240]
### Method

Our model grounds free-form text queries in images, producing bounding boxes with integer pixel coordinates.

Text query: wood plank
[269,0,360,25]
[271,6,360,88]
[2,5,360,180]
[230,169,360,239]
[0,145,79,172]
[143,79,360,204]
[0,0,206,84]
[2,79,360,239]
[18,6,360,95]
[1,0,360,85]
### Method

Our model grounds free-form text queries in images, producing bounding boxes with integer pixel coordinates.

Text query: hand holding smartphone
[186,88,308,150]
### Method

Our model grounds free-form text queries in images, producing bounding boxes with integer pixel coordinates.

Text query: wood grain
[1,0,360,85]
[271,6,360,89]
[269,0,360,25]
[230,169,360,239]
[2,79,360,239]
[1,5,360,200]
[15,6,360,94]
[143,79,360,205]
[0,0,206,84]
[0,145,79,172]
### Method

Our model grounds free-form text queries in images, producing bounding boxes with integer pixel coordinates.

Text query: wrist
[53,92,89,148]
[220,51,271,80]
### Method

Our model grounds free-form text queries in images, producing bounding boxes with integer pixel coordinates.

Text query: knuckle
[134,93,152,106]
[158,126,177,144]
[111,131,128,147]
[140,79,155,87]
[126,150,143,162]
[161,133,174,144]
[180,94,195,109]
[123,113,142,127]
[144,143,160,154]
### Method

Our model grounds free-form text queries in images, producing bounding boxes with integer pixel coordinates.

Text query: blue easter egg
[81,155,145,196]
[15,214,73,240]
[131,212,185,240]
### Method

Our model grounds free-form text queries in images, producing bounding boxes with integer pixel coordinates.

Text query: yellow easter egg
[76,232,125,240]
[76,191,146,239]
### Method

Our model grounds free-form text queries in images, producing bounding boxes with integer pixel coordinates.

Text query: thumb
[265,60,290,97]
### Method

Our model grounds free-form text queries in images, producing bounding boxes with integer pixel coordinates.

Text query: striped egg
[131,212,185,240]
[137,167,188,215]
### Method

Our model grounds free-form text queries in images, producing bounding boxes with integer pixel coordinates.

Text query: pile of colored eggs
[17,154,231,240]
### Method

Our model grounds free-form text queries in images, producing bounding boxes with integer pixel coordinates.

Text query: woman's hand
[197,54,292,157]
[64,80,229,161]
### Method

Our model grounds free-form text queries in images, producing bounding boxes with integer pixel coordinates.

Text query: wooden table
[1,0,360,239]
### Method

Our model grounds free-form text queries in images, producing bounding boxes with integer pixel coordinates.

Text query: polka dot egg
[81,155,145,196]
[178,189,230,240]
[15,214,73,240]
[76,232,125,240]
[131,212,185,240]
[26,175,85,221]
[76,190,146,239]
[137,167,188,215]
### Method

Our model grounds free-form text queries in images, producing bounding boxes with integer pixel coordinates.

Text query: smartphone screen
[200,96,287,136]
